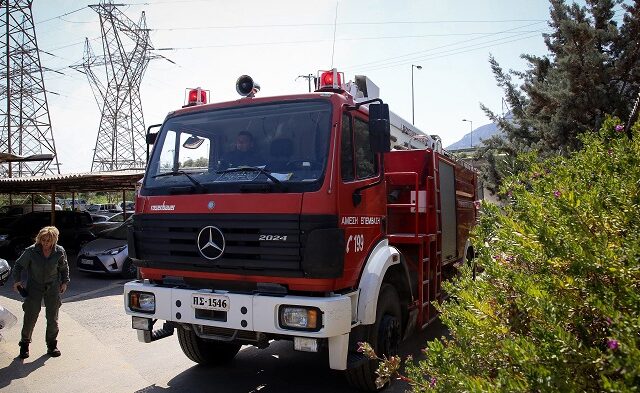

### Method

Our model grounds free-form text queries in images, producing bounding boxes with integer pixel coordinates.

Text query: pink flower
[607,339,619,350]
[357,342,377,359]
[615,124,624,132]
[429,376,437,388]
[553,190,561,198]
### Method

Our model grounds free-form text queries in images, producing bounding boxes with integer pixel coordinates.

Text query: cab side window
[341,114,355,181]
[340,113,379,183]
[353,117,377,179]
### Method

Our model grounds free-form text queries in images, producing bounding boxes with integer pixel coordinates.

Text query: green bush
[404,117,640,392]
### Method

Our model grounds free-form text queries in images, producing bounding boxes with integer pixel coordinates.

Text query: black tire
[121,258,138,279]
[345,284,402,391]
[177,326,241,366]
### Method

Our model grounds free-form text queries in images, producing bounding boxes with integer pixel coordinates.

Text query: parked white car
[76,219,136,278]
[86,203,122,216]
[63,198,88,211]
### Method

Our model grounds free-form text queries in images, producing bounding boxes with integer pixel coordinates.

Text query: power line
[124,0,213,5]
[342,21,546,72]
[149,19,549,31]
[34,6,89,25]
[42,36,102,53]
[357,33,544,73]
[152,27,549,52]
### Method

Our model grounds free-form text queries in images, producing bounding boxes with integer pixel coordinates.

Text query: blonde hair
[35,226,59,246]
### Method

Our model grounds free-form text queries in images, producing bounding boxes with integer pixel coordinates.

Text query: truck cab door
[337,112,386,283]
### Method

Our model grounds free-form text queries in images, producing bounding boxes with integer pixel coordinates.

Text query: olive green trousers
[20,282,61,344]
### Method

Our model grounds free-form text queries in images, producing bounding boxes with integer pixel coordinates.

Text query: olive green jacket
[12,244,70,285]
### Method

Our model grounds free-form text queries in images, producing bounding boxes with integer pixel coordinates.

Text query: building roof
[0,170,144,194]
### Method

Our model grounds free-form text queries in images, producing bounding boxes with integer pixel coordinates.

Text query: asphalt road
[0,255,448,393]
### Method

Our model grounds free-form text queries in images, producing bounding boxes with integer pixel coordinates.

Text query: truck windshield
[143,100,332,194]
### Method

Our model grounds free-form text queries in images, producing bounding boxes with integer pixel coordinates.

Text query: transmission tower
[72,1,157,172]
[0,0,60,177]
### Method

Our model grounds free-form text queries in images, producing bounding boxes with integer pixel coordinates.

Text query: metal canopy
[0,170,144,194]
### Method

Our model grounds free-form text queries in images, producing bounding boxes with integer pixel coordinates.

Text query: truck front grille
[131,213,337,277]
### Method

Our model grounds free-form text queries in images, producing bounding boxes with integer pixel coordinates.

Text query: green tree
[402,117,640,392]
[480,0,640,194]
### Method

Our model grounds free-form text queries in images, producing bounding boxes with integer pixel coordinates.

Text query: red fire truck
[124,69,477,390]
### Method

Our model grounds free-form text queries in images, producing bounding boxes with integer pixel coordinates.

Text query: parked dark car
[0,211,96,258]
[90,211,134,235]
[90,214,110,223]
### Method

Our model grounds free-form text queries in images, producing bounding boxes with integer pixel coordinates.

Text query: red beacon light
[316,69,344,91]
[184,87,208,107]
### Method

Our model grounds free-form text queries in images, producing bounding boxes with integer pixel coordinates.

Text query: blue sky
[28,0,624,172]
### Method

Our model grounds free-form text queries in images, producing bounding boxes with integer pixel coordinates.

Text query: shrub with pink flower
[400,116,640,392]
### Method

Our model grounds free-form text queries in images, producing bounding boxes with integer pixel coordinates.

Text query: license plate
[192,293,229,311]
[80,258,93,265]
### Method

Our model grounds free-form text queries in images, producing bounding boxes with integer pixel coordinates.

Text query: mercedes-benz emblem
[196,226,225,260]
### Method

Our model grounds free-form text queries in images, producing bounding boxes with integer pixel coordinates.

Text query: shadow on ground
[133,319,448,393]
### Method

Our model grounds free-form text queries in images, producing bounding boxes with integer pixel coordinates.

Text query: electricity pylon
[72,0,157,172]
[0,0,60,177]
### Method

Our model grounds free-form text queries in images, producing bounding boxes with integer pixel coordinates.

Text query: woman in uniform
[12,226,69,359]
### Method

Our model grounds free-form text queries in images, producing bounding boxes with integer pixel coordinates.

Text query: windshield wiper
[216,166,283,188]
[152,170,206,192]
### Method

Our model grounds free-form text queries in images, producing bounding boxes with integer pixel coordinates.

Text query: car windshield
[143,100,332,194]
[102,219,130,240]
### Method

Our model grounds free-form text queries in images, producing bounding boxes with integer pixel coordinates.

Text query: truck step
[152,322,175,341]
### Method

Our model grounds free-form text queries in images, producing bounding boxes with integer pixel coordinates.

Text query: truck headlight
[279,305,322,331]
[129,291,155,313]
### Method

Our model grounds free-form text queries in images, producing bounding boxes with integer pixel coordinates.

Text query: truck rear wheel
[177,326,241,366]
[345,283,402,391]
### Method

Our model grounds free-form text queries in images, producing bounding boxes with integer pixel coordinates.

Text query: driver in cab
[222,131,263,168]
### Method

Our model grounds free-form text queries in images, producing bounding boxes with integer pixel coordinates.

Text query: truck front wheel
[177,326,241,366]
[345,283,402,391]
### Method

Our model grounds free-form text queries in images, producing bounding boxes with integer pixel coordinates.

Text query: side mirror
[146,124,162,145]
[146,133,157,145]
[368,103,391,153]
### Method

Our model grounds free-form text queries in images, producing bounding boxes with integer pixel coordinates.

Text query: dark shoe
[19,342,29,359]
[47,341,61,357]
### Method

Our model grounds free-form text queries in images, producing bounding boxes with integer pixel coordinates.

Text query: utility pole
[462,119,473,147]
[296,74,315,92]
[1,0,61,177]
[72,0,159,171]
[411,65,422,125]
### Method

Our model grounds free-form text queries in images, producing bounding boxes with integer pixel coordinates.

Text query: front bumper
[124,280,357,369]
[77,253,126,274]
